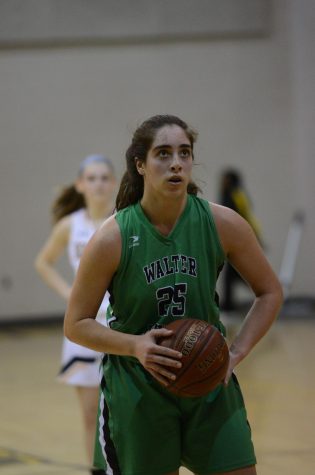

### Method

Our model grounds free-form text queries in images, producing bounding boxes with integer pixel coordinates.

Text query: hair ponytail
[51,185,85,224]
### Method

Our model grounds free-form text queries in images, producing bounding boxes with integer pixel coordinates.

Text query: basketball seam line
[167,324,217,391]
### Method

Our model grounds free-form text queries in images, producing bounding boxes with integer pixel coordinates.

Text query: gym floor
[0,314,314,475]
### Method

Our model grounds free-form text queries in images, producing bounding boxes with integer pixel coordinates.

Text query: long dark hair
[116,115,200,210]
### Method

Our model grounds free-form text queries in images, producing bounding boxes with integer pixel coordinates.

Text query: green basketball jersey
[107,195,226,336]
[94,196,257,473]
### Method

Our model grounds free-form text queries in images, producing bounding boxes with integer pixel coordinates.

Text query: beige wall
[0,0,314,319]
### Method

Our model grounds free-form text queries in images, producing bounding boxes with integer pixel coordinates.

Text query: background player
[219,168,263,312]
[35,154,116,474]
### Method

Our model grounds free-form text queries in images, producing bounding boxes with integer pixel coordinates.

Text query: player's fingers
[150,328,173,338]
[147,364,177,382]
[154,343,182,359]
[147,369,170,386]
[148,352,182,368]
[224,367,233,386]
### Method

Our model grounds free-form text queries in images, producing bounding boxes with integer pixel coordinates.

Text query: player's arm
[64,216,182,385]
[211,203,283,381]
[34,216,72,301]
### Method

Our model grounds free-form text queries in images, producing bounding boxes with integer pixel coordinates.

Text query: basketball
[157,318,229,397]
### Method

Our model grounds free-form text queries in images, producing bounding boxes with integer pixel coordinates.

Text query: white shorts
[57,310,107,387]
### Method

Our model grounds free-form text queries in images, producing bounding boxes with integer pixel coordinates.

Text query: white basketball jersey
[68,208,109,314]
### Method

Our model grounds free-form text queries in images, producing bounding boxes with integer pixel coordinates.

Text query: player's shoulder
[209,202,254,249]
[91,214,121,248]
[209,202,241,225]
[84,214,121,271]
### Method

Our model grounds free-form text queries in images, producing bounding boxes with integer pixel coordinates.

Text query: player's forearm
[229,286,283,364]
[64,316,138,356]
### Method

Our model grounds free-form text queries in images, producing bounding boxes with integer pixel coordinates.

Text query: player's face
[77,162,116,204]
[138,125,193,197]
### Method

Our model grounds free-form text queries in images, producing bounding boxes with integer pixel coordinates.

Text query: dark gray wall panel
[0,0,271,47]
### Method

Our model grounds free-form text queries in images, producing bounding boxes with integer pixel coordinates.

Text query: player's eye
[158,149,170,159]
[180,148,191,158]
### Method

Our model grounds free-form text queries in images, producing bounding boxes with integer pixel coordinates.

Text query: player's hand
[133,328,182,386]
[223,347,243,385]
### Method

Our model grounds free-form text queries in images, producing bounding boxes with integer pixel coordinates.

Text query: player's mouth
[168,175,183,185]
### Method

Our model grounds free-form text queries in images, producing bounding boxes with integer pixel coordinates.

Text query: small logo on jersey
[129,235,140,248]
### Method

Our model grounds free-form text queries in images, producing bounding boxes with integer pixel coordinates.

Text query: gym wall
[0,0,314,320]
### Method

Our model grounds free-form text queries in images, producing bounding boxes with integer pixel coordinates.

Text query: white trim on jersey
[99,392,114,475]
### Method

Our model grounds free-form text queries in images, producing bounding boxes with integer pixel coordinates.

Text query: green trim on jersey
[107,194,226,335]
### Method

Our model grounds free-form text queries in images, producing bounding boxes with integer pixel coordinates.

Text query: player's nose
[170,153,182,171]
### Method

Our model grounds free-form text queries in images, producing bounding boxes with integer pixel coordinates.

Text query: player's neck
[140,193,188,236]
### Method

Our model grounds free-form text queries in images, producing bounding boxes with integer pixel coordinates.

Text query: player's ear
[135,157,145,176]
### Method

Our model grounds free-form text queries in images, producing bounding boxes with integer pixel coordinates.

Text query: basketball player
[64,116,283,475]
[35,155,116,475]
[218,168,263,312]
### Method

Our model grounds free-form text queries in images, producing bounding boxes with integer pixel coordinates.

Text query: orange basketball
[157,318,229,397]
